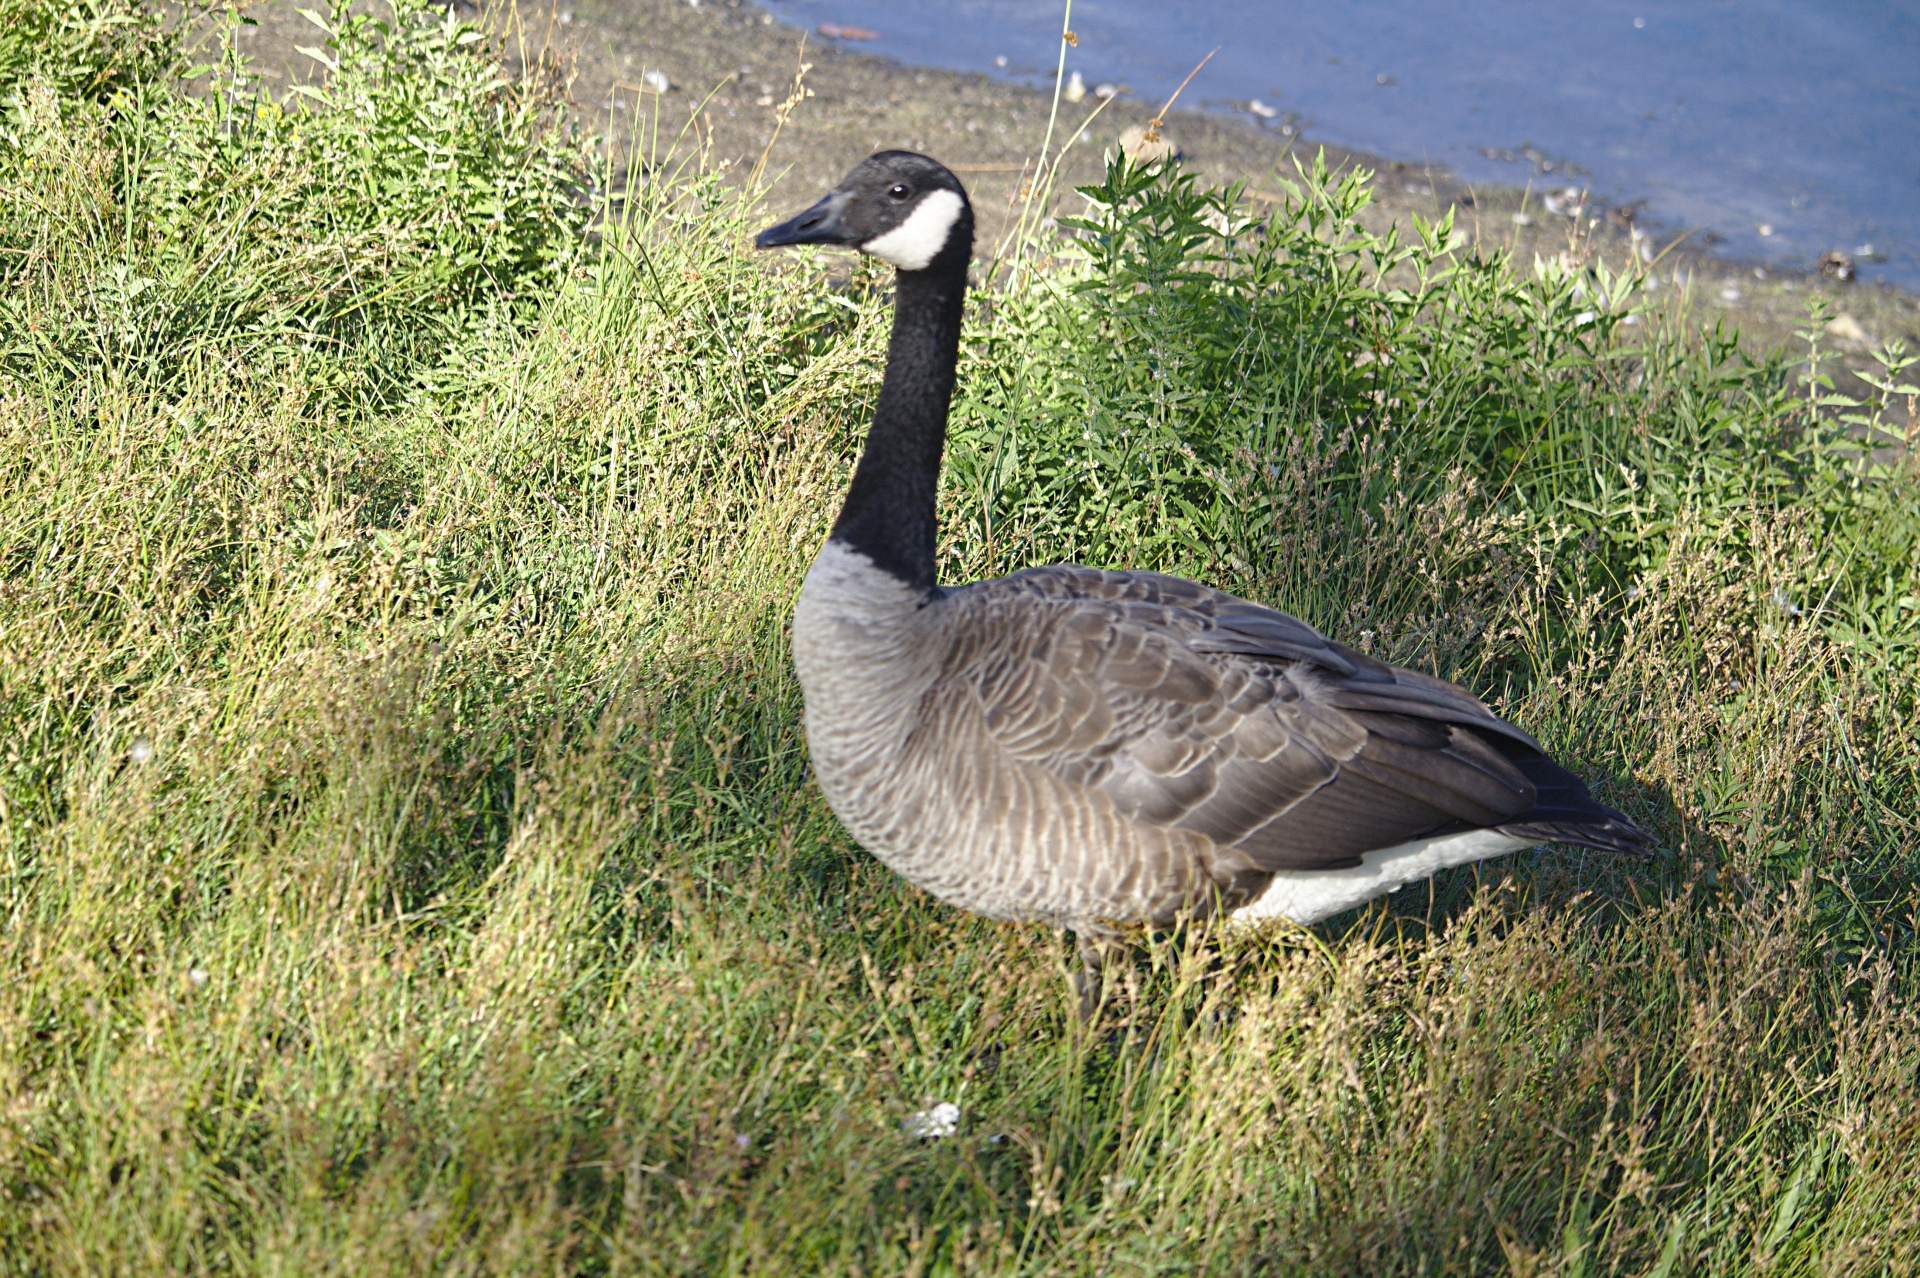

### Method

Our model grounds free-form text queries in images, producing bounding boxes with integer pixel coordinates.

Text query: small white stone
[1118,124,1176,165]
[1825,313,1871,343]
[904,1102,961,1138]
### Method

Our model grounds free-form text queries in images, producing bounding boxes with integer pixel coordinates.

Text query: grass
[2,0,1918,1272]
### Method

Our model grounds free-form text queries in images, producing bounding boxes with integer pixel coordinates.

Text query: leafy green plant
[0,0,591,410]
[0,0,176,112]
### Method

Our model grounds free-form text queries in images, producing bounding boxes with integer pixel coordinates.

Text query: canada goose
[757,152,1647,1001]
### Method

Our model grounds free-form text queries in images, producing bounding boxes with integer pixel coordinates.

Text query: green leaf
[1647,1216,1687,1278]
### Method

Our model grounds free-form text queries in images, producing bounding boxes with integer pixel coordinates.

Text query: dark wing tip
[1499,812,1653,858]
[1495,743,1653,857]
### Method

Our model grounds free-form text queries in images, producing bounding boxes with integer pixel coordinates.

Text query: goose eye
[887,183,912,202]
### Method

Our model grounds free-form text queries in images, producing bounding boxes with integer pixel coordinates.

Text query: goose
[756,152,1647,1004]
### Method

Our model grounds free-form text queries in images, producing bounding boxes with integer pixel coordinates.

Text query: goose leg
[1073,932,1112,1023]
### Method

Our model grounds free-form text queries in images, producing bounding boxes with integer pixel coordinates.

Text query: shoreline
[230,0,1916,418]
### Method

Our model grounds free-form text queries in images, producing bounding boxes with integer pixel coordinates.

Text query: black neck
[829,249,969,594]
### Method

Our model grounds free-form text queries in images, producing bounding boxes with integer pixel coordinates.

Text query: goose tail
[1497,750,1652,857]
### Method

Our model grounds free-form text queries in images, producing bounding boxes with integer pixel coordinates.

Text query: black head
[755,151,973,273]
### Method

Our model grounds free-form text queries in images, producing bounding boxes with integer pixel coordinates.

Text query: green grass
[2,1,1918,1272]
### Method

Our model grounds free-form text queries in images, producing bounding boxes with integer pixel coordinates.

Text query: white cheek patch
[862,189,965,270]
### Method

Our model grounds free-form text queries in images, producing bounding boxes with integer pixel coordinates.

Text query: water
[765,0,1920,289]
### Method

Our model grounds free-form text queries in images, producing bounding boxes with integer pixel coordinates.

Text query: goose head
[755,151,972,273]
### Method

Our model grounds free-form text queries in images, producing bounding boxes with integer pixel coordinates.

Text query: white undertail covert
[1230,829,1535,926]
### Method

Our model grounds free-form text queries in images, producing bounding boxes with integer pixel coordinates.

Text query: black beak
[755,191,857,249]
